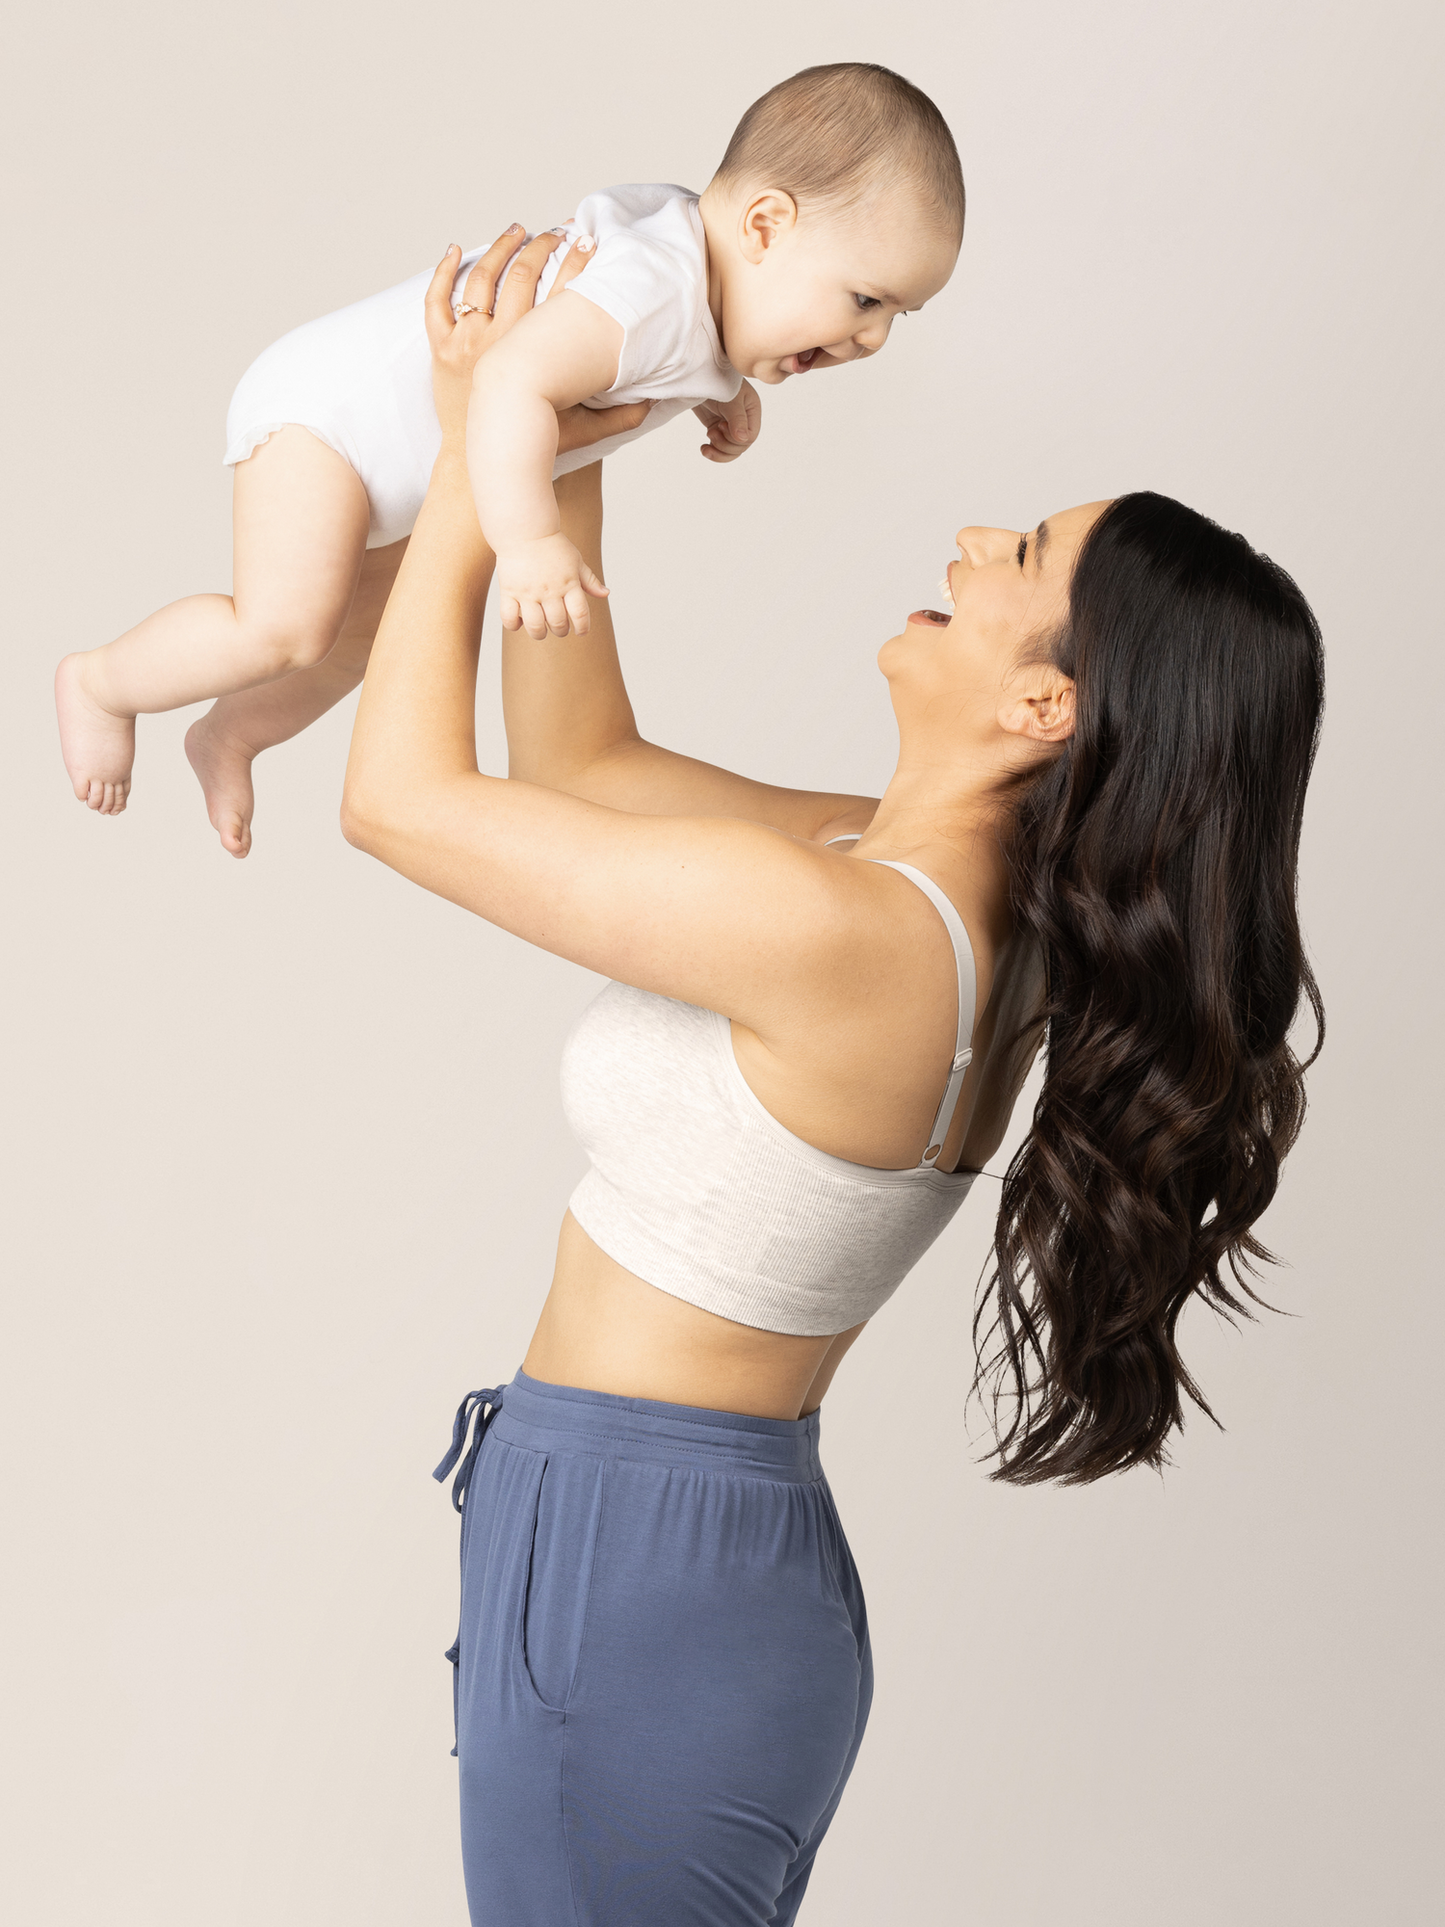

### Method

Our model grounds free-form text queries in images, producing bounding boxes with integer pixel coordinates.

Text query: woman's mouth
[907,608,951,627]
[784,348,820,375]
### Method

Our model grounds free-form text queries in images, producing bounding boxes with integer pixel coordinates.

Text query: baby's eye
[852,293,882,311]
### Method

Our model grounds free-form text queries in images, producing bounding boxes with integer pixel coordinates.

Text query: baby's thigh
[231,428,370,639]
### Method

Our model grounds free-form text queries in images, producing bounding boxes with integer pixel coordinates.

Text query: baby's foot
[184,713,255,858]
[55,653,135,814]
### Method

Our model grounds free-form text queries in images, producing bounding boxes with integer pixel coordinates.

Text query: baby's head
[700,63,964,384]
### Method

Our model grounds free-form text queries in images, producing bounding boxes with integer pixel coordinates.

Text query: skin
[53,233,647,852]
[695,177,959,387]
[471,178,960,641]
[343,226,1103,1423]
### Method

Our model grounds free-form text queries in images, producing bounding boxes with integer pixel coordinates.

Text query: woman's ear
[1000,669,1076,744]
[738,190,799,264]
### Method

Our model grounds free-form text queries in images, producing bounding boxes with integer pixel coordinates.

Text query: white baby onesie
[224,184,742,549]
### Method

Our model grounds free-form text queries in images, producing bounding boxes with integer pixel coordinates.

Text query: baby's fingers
[578,561,609,601]
[699,422,744,462]
[522,598,553,642]
[500,593,524,633]
[563,585,592,636]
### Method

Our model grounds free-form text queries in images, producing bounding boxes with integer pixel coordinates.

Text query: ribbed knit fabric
[561,971,976,1336]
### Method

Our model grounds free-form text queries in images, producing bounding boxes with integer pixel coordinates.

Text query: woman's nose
[955,525,1021,564]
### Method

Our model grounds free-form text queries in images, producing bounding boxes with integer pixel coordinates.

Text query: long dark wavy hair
[977,491,1325,1485]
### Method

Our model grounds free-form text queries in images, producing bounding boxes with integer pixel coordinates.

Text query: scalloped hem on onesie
[222,421,352,469]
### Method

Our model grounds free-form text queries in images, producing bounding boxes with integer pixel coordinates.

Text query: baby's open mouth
[787,348,820,374]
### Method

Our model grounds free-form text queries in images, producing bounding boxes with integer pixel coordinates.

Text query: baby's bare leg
[184,537,408,857]
[55,428,370,815]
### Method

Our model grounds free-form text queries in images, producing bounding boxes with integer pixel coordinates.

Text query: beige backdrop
[3,1,1440,1921]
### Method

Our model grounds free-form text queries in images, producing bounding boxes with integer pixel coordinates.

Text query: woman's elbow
[339,781,387,854]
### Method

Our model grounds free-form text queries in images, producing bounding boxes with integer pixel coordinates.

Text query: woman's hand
[424,228,650,452]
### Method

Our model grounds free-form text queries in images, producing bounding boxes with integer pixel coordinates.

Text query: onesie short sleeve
[554,185,743,410]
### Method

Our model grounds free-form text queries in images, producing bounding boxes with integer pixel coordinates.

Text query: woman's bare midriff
[521,1211,866,1421]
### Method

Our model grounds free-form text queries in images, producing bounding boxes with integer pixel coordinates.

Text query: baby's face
[720,189,959,385]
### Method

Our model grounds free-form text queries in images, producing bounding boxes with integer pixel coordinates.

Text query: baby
[56,63,964,855]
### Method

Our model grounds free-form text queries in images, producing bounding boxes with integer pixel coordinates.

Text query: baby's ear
[738,190,799,262]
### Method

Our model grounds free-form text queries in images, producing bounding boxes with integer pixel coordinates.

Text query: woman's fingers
[555,397,652,455]
[546,235,597,298]
[494,230,564,329]
[423,245,465,351]
[460,223,528,317]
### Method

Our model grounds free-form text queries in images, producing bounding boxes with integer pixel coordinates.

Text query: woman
[341,228,1324,1926]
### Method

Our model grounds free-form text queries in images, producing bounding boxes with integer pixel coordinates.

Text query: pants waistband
[434,1369,824,1510]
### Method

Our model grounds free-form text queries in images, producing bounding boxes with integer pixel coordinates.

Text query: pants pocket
[444,1639,460,1756]
[520,1452,606,1713]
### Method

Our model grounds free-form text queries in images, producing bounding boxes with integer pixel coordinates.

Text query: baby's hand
[693,380,762,464]
[498,533,608,639]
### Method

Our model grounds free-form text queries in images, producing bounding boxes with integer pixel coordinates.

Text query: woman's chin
[879,612,951,673]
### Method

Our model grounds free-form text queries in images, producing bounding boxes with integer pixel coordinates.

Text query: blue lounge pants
[434,1370,873,1925]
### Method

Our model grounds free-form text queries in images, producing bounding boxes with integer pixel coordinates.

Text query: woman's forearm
[341,449,493,840]
[501,464,645,788]
[502,464,877,835]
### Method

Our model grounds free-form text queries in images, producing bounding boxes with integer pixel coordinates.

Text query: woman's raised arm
[515,462,877,841]
[340,231,891,1037]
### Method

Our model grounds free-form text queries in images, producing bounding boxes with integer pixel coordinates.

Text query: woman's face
[879,501,1110,755]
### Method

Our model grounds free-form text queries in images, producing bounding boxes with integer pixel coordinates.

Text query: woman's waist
[522,1213,852,1423]
[491,1368,825,1482]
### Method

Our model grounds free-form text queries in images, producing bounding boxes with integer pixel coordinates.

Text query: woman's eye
[853,293,882,311]
[1016,533,1028,568]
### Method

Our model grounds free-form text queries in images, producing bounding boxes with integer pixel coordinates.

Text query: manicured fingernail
[575,235,594,252]
[507,223,522,234]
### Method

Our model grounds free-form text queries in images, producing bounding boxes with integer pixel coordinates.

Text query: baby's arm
[468,289,624,639]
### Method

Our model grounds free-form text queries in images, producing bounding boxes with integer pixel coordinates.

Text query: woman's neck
[857,752,1010,860]
[847,755,1022,955]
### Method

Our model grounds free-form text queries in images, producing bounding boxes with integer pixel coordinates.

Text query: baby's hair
[714,63,964,236]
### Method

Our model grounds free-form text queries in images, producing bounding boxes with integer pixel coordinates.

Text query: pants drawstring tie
[435,1384,507,1756]
[433,1385,506,1513]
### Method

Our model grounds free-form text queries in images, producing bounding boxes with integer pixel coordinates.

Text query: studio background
[3,2,1439,1922]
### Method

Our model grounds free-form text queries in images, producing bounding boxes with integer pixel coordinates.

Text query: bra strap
[867,860,977,1169]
